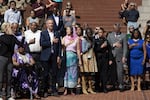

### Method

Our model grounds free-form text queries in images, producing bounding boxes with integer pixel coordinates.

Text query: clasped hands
[113,41,122,48]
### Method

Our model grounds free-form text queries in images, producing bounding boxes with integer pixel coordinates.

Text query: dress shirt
[53,14,59,26]
[48,29,54,44]
[4,8,22,25]
[48,29,55,53]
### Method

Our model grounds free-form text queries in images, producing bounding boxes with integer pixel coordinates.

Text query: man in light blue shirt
[4,1,22,25]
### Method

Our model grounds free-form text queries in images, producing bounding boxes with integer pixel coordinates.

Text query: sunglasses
[130,5,135,6]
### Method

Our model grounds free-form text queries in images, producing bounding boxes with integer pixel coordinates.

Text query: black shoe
[119,88,125,92]
[43,92,48,98]
[51,92,59,97]
[103,88,108,93]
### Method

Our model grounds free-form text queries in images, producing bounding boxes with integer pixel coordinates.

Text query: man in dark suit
[40,18,61,97]
[107,23,128,92]
[48,7,65,37]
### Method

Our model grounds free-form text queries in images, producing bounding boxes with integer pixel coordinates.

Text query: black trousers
[95,54,109,89]
[41,54,58,93]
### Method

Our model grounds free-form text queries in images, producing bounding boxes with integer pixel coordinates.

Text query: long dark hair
[85,27,93,42]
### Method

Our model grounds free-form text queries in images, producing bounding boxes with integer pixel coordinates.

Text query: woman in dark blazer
[93,27,113,93]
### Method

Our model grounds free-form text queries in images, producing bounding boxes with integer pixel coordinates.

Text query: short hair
[114,23,121,28]
[129,25,134,29]
[29,21,38,25]
[9,0,16,6]
[99,27,105,33]
[45,18,54,24]
[129,2,136,6]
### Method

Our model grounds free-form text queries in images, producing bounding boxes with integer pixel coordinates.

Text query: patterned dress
[12,52,38,94]
[64,36,78,88]
[81,38,98,73]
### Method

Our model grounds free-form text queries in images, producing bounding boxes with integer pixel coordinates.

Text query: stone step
[138,13,150,20]
[138,6,150,12]
[142,0,150,6]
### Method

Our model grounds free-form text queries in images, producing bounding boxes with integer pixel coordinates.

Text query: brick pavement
[18,90,150,100]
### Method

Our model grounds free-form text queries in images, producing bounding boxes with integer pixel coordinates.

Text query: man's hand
[57,57,61,69]
[113,42,122,48]
[122,57,126,64]
[101,42,107,48]
[29,38,35,44]
[132,43,139,47]
[53,37,59,43]
[109,60,113,65]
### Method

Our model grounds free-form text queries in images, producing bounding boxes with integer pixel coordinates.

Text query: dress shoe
[43,92,48,98]
[103,88,108,93]
[119,88,125,92]
[51,92,59,97]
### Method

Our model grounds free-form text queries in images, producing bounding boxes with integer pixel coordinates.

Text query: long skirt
[64,51,78,88]
[12,66,38,94]
[80,48,98,73]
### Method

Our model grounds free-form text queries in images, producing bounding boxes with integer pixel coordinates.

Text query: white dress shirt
[48,29,55,53]
[48,29,54,44]
[24,30,42,52]
[53,14,59,26]
[4,8,22,25]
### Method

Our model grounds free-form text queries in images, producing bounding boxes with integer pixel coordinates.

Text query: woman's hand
[109,60,113,65]
[79,60,82,66]
[142,59,145,65]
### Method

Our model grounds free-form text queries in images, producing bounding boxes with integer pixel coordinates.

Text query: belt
[30,52,41,54]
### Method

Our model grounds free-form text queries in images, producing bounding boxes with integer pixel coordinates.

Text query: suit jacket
[107,32,128,61]
[48,14,64,36]
[40,30,61,61]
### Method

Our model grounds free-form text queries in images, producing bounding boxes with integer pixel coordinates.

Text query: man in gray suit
[107,23,128,92]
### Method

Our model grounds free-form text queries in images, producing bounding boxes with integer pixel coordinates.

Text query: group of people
[119,0,140,34]
[0,0,150,100]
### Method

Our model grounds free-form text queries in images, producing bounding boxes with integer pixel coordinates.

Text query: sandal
[33,94,40,99]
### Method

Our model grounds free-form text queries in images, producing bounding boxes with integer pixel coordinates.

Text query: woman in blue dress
[143,34,150,89]
[128,29,146,91]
